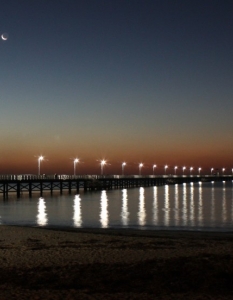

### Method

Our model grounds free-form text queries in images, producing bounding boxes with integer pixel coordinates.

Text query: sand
[0,226,233,299]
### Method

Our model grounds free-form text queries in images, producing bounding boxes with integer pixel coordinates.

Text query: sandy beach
[0,226,232,299]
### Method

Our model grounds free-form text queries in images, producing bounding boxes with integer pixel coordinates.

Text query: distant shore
[0,225,233,299]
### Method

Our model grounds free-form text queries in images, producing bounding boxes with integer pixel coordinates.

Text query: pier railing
[0,174,232,181]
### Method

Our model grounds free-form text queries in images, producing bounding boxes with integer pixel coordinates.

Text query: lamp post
[211,168,214,175]
[153,164,156,175]
[38,156,44,176]
[139,163,143,175]
[74,158,79,176]
[222,168,225,175]
[182,166,186,175]
[122,162,126,175]
[164,165,168,175]
[190,167,193,175]
[174,166,178,175]
[198,167,202,175]
[101,160,106,175]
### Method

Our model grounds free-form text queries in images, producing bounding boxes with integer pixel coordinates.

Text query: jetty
[0,174,232,198]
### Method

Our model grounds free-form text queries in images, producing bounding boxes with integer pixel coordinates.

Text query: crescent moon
[1,34,8,41]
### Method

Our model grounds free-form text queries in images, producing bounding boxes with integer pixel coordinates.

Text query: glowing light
[183,166,186,174]
[139,163,143,175]
[182,182,187,226]
[138,187,146,226]
[153,164,156,175]
[164,185,170,226]
[37,197,48,226]
[198,167,202,175]
[211,168,214,174]
[190,167,193,175]
[174,166,178,175]
[121,189,129,226]
[100,160,107,175]
[74,158,79,176]
[1,33,8,41]
[164,165,168,175]
[73,194,82,227]
[153,186,158,225]
[122,162,126,175]
[38,156,44,175]
[100,190,109,228]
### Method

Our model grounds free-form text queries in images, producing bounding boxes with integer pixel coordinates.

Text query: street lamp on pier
[139,163,143,175]
[190,167,193,175]
[74,158,79,176]
[122,162,126,175]
[164,165,168,175]
[153,164,156,175]
[222,168,225,175]
[211,168,214,175]
[182,166,186,175]
[198,167,202,175]
[100,160,106,175]
[174,166,178,175]
[38,156,44,176]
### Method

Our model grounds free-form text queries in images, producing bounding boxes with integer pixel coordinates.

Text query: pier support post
[17,182,20,198]
[40,182,43,196]
[50,182,53,195]
[76,180,80,193]
[29,182,32,197]
[68,181,72,194]
[84,181,87,192]
[60,181,63,194]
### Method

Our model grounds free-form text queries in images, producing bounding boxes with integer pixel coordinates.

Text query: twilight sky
[0,0,233,175]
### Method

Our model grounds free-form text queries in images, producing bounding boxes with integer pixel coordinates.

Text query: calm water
[0,181,233,231]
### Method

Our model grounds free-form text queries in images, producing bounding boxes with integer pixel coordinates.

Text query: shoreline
[7,224,233,238]
[0,225,233,299]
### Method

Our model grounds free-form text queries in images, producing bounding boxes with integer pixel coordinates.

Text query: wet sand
[0,226,233,299]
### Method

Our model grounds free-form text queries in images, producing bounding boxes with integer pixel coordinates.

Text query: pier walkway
[0,174,232,198]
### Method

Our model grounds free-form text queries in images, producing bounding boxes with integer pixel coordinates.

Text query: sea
[0,181,233,231]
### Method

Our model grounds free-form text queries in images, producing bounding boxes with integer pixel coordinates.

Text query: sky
[0,0,233,175]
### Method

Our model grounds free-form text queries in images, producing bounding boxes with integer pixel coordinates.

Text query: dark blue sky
[0,0,233,174]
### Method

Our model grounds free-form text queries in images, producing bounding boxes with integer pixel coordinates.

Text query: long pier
[0,174,232,198]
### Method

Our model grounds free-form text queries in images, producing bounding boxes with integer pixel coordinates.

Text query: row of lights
[139,165,231,176]
[38,156,232,176]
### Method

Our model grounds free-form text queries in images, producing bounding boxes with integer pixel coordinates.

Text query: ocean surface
[0,181,233,231]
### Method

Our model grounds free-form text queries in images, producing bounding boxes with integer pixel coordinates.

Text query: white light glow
[73,194,82,227]
[100,190,109,228]
[37,197,48,226]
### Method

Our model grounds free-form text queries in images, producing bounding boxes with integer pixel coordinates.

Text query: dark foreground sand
[0,226,233,299]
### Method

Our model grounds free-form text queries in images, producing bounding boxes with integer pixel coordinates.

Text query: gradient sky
[0,0,233,175]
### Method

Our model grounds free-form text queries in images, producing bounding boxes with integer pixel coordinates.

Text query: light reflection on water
[174,184,179,226]
[190,183,194,227]
[182,183,187,226]
[211,183,215,225]
[37,197,48,226]
[0,181,233,231]
[222,183,227,226]
[198,182,203,227]
[164,185,169,227]
[73,194,82,227]
[138,187,146,226]
[153,186,158,225]
[100,190,108,228]
[121,189,129,226]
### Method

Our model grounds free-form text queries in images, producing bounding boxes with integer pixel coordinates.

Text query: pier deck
[0,174,232,198]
